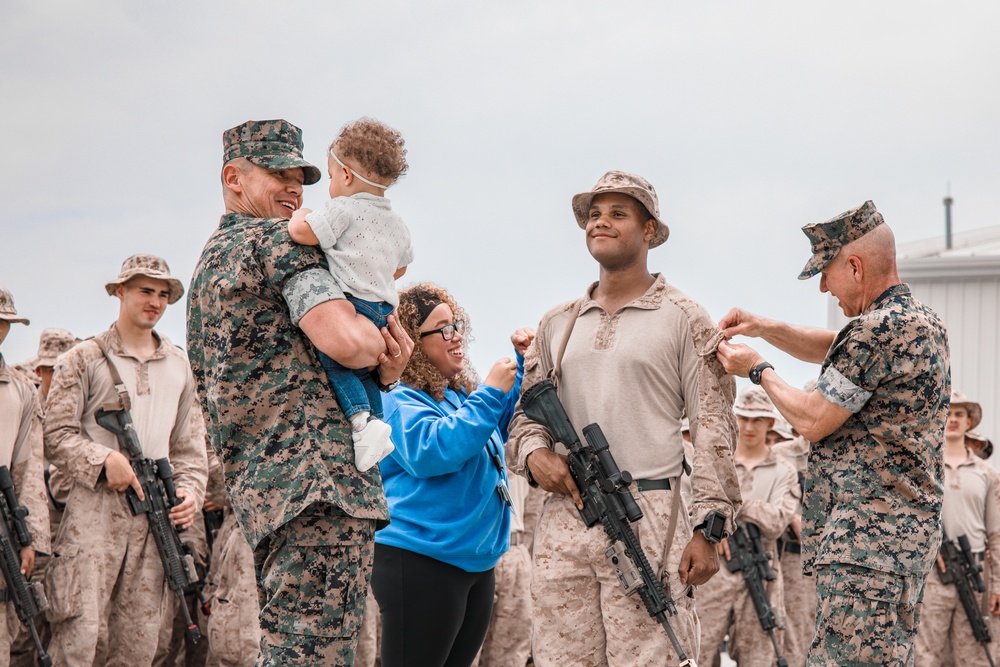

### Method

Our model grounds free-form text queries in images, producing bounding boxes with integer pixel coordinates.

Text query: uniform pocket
[207,597,260,665]
[45,542,82,623]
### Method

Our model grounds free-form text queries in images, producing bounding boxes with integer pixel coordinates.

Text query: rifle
[939,533,995,667]
[725,522,788,667]
[521,379,695,666]
[0,465,53,667]
[96,407,202,643]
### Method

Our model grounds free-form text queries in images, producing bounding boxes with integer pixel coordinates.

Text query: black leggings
[371,543,496,667]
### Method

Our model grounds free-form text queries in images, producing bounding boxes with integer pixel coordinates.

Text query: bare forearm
[760,370,850,442]
[758,319,835,364]
[300,299,387,369]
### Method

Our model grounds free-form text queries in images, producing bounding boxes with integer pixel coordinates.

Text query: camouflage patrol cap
[0,285,29,325]
[223,119,321,186]
[104,254,185,304]
[30,328,79,369]
[733,385,779,419]
[572,171,669,248]
[798,200,884,280]
[950,390,983,430]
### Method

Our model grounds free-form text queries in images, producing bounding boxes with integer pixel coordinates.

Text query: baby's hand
[288,209,320,245]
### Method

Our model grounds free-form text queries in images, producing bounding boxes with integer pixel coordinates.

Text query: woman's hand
[511,328,536,356]
[484,358,518,393]
[377,315,414,386]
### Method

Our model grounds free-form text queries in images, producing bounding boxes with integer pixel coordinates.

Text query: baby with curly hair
[289,117,414,472]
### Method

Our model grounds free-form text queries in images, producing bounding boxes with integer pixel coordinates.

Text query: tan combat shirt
[508,274,741,529]
[44,326,206,503]
[0,356,50,555]
[734,449,800,543]
[941,449,1000,594]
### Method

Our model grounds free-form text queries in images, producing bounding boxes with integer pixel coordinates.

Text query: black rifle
[725,523,788,667]
[939,533,995,667]
[522,379,695,666]
[96,407,202,643]
[0,466,52,667]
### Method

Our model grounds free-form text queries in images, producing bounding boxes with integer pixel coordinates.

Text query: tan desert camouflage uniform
[698,446,799,667]
[771,434,814,667]
[508,273,741,667]
[802,282,950,665]
[43,325,207,667]
[914,447,1000,667]
[0,353,51,659]
[186,119,389,665]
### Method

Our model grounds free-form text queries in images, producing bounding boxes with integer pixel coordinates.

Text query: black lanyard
[443,392,513,509]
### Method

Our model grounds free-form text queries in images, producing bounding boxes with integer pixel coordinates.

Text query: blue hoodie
[376,357,522,572]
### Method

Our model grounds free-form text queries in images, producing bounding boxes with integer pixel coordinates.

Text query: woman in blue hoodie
[371,282,533,667]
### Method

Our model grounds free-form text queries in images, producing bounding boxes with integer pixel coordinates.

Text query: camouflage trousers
[45,484,168,667]
[780,548,816,667]
[252,503,375,667]
[913,569,997,667]
[472,539,533,667]
[808,562,924,667]
[531,489,699,667]
[697,549,785,667]
[204,510,259,667]
[1,601,19,660]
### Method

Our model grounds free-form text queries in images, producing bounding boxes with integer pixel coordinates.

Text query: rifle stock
[725,523,788,667]
[939,533,995,667]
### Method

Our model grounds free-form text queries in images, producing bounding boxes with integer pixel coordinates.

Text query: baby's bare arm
[288,208,319,245]
[394,266,408,280]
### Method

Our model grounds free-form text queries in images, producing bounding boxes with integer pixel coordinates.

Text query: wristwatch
[748,361,774,385]
[695,510,727,544]
[376,376,401,393]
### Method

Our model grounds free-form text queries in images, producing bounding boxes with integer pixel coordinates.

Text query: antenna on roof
[943,182,953,250]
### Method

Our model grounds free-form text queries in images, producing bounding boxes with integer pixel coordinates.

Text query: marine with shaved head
[716,201,951,666]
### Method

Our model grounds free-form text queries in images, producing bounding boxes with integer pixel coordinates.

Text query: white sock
[350,411,370,432]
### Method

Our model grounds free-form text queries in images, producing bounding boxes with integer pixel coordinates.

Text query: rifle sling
[92,337,133,412]
[546,298,683,586]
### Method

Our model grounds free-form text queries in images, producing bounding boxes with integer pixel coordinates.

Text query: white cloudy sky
[2,1,998,395]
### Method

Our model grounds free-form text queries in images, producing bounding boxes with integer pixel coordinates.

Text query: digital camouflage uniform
[186,120,388,666]
[795,207,950,667]
[771,434,815,667]
[0,286,51,662]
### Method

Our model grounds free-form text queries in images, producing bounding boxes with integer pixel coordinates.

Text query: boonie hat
[966,430,993,459]
[104,254,185,304]
[798,200,884,280]
[733,386,780,420]
[223,119,321,186]
[769,417,794,441]
[571,171,669,248]
[30,328,79,369]
[0,285,29,325]
[950,390,983,431]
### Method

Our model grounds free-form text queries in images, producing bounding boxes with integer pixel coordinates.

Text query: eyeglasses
[420,320,466,341]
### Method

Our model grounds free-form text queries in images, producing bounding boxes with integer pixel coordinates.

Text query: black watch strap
[696,510,727,544]
[749,361,774,385]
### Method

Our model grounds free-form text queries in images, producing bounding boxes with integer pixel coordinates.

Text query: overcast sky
[2,1,998,396]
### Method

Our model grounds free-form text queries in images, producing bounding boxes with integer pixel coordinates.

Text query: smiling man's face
[238,162,306,219]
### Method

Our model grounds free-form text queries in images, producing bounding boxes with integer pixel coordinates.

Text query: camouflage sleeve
[169,375,208,509]
[820,313,913,411]
[505,304,564,477]
[736,460,800,542]
[44,345,114,489]
[675,299,742,531]
[11,384,50,555]
[984,465,1000,593]
[256,222,345,326]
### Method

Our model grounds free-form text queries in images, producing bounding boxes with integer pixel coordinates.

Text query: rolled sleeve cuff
[818,366,871,414]
[80,446,114,490]
[283,269,346,326]
[515,438,550,477]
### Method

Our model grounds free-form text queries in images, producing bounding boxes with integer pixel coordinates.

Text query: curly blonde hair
[331,117,408,185]
[397,283,479,401]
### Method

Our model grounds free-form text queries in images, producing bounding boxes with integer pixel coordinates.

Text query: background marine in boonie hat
[733,385,780,420]
[104,254,185,304]
[949,390,982,431]
[571,171,670,248]
[30,328,80,370]
[0,284,30,325]
[798,200,884,280]
[223,119,321,186]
